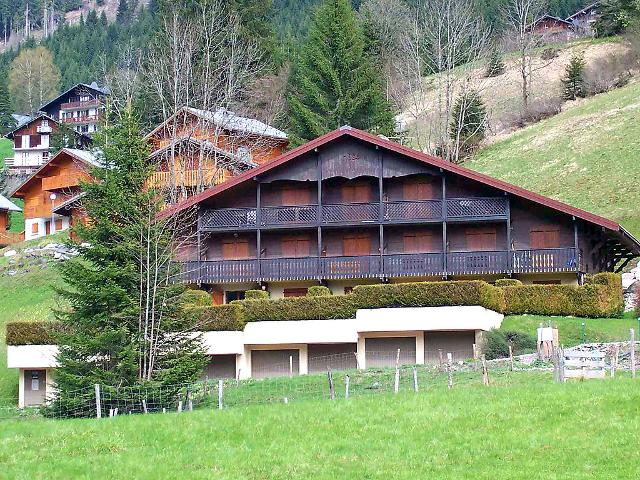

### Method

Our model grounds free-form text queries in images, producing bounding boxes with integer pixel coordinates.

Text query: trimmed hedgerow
[181,305,246,331]
[307,286,331,297]
[244,289,269,300]
[502,273,623,318]
[6,322,60,346]
[179,289,212,307]
[495,279,522,287]
[240,295,359,322]
[353,281,506,313]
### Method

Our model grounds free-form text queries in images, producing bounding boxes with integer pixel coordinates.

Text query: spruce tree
[450,89,487,158]
[286,0,394,145]
[562,53,586,100]
[485,45,505,77]
[0,73,14,135]
[50,107,206,417]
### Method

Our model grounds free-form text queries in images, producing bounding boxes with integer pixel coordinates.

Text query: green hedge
[245,289,269,300]
[179,289,212,307]
[502,273,623,318]
[353,281,506,313]
[307,286,331,297]
[6,322,60,346]
[182,305,246,331]
[495,279,522,287]
[240,295,359,321]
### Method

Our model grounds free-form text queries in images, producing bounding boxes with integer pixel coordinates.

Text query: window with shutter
[342,183,370,203]
[530,226,560,248]
[281,185,311,205]
[465,227,497,251]
[281,235,310,257]
[403,179,433,200]
[283,288,308,297]
[222,239,250,259]
[343,234,370,256]
[403,231,433,253]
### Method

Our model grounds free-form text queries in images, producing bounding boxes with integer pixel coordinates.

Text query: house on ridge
[0,194,22,246]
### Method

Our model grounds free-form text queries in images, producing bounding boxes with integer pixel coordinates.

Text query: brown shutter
[282,235,310,257]
[466,227,496,251]
[211,289,224,305]
[343,234,370,256]
[342,183,370,203]
[222,239,249,259]
[282,185,311,205]
[530,227,560,248]
[283,288,308,298]
[403,179,433,200]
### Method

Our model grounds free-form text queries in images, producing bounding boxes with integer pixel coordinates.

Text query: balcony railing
[42,174,81,191]
[200,197,508,230]
[147,169,227,189]
[178,248,579,283]
[60,99,102,110]
[63,115,99,124]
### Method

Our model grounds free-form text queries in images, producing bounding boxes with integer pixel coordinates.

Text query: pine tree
[485,44,505,77]
[562,53,586,100]
[450,89,487,158]
[286,0,394,145]
[50,107,206,417]
[116,0,129,24]
[0,73,14,135]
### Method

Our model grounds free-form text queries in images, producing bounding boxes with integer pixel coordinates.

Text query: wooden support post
[256,181,262,279]
[472,344,478,371]
[611,344,619,378]
[94,384,101,419]
[559,347,566,383]
[178,401,183,413]
[631,329,636,379]
[109,408,113,418]
[142,399,148,414]
[447,352,453,389]
[218,379,224,409]
[509,344,515,367]
[345,375,350,400]
[327,370,335,400]
[413,367,419,393]
[438,349,443,366]
[113,408,118,417]
[394,348,401,393]
[482,355,489,386]
[289,355,293,378]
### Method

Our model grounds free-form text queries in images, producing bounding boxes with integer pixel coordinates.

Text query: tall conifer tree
[286,0,394,145]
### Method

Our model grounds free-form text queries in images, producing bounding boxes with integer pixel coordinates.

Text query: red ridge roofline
[157,126,621,232]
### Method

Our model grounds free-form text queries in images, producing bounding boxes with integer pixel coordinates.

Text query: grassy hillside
[0,137,12,167]
[1,373,639,478]
[469,80,640,237]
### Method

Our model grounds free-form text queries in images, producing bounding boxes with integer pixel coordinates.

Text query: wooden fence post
[558,347,566,383]
[394,349,401,394]
[472,343,478,371]
[94,384,101,419]
[611,344,619,378]
[142,399,148,414]
[447,352,453,389]
[218,379,224,410]
[289,355,293,378]
[327,370,335,400]
[482,355,489,386]
[177,401,183,413]
[345,375,350,400]
[413,367,419,392]
[508,345,514,372]
[631,329,636,379]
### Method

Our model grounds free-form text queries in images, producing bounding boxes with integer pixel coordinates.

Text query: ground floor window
[225,291,246,303]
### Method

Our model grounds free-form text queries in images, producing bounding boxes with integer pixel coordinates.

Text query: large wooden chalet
[145,106,289,202]
[160,126,640,303]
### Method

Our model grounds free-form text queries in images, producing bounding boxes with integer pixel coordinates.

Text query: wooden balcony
[42,174,81,191]
[60,99,102,110]
[177,248,579,283]
[147,169,227,189]
[199,197,508,231]
[62,115,99,125]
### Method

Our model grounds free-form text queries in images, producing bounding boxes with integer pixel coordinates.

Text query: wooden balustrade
[147,169,227,189]
[178,248,579,283]
[42,174,81,191]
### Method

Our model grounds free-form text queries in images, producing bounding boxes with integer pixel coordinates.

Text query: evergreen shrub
[307,286,331,297]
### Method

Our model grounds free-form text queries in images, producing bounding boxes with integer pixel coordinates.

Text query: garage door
[203,354,237,379]
[251,349,300,378]
[365,337,416,368]
[308,343,358,373]
[424,331,475,363]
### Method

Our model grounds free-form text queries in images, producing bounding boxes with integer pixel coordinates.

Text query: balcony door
[465,227,497,251]
[529,226,560,249]
[281,235,311,258]
[341,182,370,203]
[222,238,250,259]
[403,231,433,253]
[403,178,433,200]
[282,185,311,205]
[343,234,371,256]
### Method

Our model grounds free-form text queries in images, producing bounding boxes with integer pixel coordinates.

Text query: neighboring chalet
[567,3,599,36]
[39,82,109,136]
[0,194,22,246]
[11,148,98,240]
[4,114,90,175]
[528,15,577,42]
[161,126,640,302]
[145,107,288,202]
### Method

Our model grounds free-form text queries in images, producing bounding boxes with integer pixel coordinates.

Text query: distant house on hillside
[566,3,599,37]
[39,82,109,136]
[11,148,98,240]
[4,114,90,175]
[0,194,22,246]
[527,15,577,42]
[145,106,289,203]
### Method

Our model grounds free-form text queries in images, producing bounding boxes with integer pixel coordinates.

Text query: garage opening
[251,349,300,378]
[308,343,357,373]
[424,331,475,363]
[203,354,237,379]
[365,337,416,368]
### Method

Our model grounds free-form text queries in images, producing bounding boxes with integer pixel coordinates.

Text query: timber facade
[162,126,640,302]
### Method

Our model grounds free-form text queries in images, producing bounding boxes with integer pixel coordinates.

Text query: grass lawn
[469,80,640,237]
[1,372,639,479]
[0,137,12,169]
[501,312,639,346]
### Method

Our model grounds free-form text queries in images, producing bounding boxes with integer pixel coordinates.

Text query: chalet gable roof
[11,148,98,198]
[157,126,639,249]
[5,113,58,139]
[566,3,598,21]
[145,106,288,142]
[38,82,110,112]
[149,137,257,169]
[0,194,21,212]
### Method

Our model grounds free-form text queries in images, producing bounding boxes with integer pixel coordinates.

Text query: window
[281,185,311,205]
[281,235,311,257]
[533,280,561,285]
[530,226,560,249]
[344,287,354,295]
[237,146,252,162]
[42,152,49,161]
[465,227,497,251]
[41,119,48,127]
[341,183,370,203]
[403,179,433,200]
[343,234,371,256]
[31,223,39,234]
[222,238,250,259]
[225,291,246,303]
[283,288,308,298]
[403,231,433,253]
[55,219,63,231]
